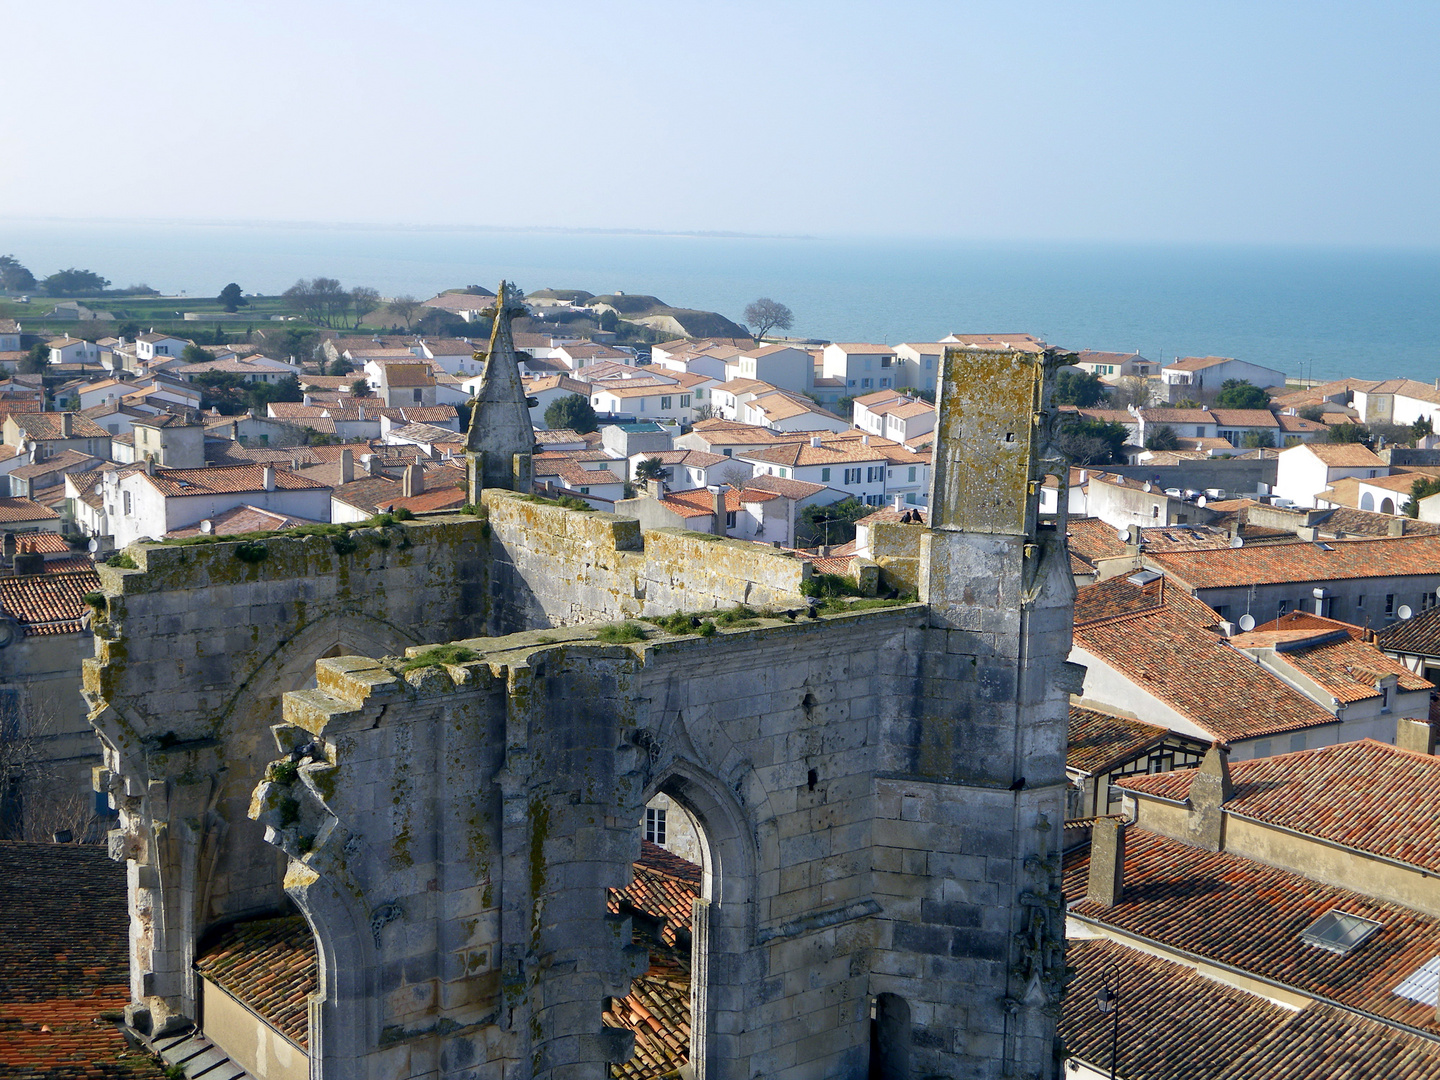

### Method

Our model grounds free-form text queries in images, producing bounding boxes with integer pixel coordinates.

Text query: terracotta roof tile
[0,498,60,523]
[1066,828,1440,1033]
[1060,938,1293,1080]
[1215,1000,1440,1080]
[0,569,100,635]
[1067,705,1170,775]
[1119,739,1440,874]
[141,464,330,498]
[1147,535,1440,589]
[195,915,317,1048]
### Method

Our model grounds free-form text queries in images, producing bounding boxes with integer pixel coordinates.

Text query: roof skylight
[1300,909,1382,955]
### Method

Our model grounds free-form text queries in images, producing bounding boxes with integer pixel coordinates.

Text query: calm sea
[2,219,1437,384]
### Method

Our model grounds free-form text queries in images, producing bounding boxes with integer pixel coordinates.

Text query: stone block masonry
[85,345,1079,1079]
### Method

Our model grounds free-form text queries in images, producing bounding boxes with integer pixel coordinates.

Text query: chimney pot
[810,435,822,448]
[263,465,276,492]
[60,412,73,438]
[340,448,354,484]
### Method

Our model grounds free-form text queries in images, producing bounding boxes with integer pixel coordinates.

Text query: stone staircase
[152,1026,253,1080]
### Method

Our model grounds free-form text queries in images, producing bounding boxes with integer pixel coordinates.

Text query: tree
[283,277,349,327]
[352,378,374,398]
[1407,476,1440,517]
[1412,416,1434,442]
[19,343,49,375]
[743,297,793,341]
[1107,376,1153,411]
[1215,379,1271,409]
[796,498,872,547]
[1327,422,1371,445]
[350,286,381,329]
[390,295,422,330]
[1241,430,1278,449]
[544,393,598,433]
[1144,424,1181,451]
[635,457,668,483]
[328,357,354,377]
[1298,405,1326,422]
[217,283,248,312]
[41,268,110,295]
[0,255,36,293]
[597,309,620,333]
[1055,418,1128,466]
[181,343,211,365]
[1052,369,1106,407]
[193,372,302,415]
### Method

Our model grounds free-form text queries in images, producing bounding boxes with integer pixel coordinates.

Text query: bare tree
[390,294,422,330]
[743,297,794,341]
[1106,376,1154,411]
[0,694,105,844]
[350,286,381,329]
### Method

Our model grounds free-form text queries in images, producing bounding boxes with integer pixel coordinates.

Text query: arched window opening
[605,787,713,1078]
[1381,497,1396,515]
[870,992,911,1079]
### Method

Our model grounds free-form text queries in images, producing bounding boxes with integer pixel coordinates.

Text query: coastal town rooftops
[1064,827,1440,1033]
[10,413,110,440]
[195,914,317,1049]
[748,392,841,423]
[1229,624,1430,703]
[0,568,101,635]
[0,497,60,523]
[1207,408,1281,427]
[1119,739,1440,875]
[742,441,886,468]
[742,474,829,500]
[1145,534,1440,589]
[1138,407,1218,424]
[166,504,326,538]
[826,342,895,354]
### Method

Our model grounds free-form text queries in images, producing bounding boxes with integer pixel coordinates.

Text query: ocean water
[2,219,1437,384]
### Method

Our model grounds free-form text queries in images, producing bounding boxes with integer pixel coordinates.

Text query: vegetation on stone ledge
[595,622,647,644]
[105,552,137,569]
[401,644,480,672]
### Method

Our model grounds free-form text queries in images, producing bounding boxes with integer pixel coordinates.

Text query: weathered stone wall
[82,518,492,1030]
[482,492,812,630]
[87,345,1079,1079]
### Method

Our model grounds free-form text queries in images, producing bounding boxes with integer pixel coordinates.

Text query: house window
[726,511,737,528]
[1195,426,1204,436]
[580,487,590,494]
[880,356,892,368]
[881,378,892,387]
[723,449,732,457]
[867,466,883,483]
[1357,595,1365,608]
[779,468,788,478]
[660,396,672,410]
[924,358,933,370]
[821,467,831,482]
[413,389,422,402]
[861,378,873,389]
[645,807,666,845]
[866,494,883,506]
[123,491,131,515]
[680,395,690,407]
[908,466,916,482]
[1300,910,1382,955]
[1381,687,1391,712]
[844,467,861,484]
[1386,594,1396,615]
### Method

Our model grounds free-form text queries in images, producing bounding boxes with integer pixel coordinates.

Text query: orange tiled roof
[0,842,166,1078]
[1067,705,1170,775]
[0,498,59,523]
[1066,828,1440,1033]
[194,915,316,1048]
[141,464,330,498]
[0,569,100,635]
[1147,534,1440,589]
[1120,739,1440,874]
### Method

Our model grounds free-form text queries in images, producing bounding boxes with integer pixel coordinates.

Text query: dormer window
[1301,910,1381,955]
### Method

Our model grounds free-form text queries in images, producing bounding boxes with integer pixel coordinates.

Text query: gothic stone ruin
[83,343,1078,1079]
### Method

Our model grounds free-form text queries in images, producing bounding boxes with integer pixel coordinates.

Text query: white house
[555,343,634,372]
[0,319,20,352]
[737,435,891,506]
[1160,355,1287,395]
[626,449,738,489]
[103,463,333,547]
[47,335,105,366]
[708,378,774,422]
[740,391,848,433]
[134,333,193,362]
[722,345,813,394]
[176,355,298,384]
[416,338,485,378]
[893,343,944,391]
[591,382,697,423]
[1273,442,1387,509]
[820,343,899,395]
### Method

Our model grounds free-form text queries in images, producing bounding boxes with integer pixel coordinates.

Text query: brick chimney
[340,448,354,484]
[646,478,665,498]
[60,412,72,438]
[403,462,424,498]
[1085,817,1126,907]
[263,465,276,492]
[710,485,726,535]
[12,551,44,576]
[1186,743,1234,851]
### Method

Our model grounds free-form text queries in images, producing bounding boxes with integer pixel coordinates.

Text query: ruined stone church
[82,287,1077,1079]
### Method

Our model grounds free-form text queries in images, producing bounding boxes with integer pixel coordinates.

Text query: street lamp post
[1095,962,1121,1080]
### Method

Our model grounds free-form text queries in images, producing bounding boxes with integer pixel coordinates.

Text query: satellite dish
[1398,605,1414,620]
[1117,528,1132,543]
[1143,482,1153,492]
[1238,614,1256,631]
[87,538,99,553]
[1196,495,1207,507]
[1230,536,1245,549]
[200,520,213,534]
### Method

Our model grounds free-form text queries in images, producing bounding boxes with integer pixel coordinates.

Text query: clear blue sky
[6,0,1438,245]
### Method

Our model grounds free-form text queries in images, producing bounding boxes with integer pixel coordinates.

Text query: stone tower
[84,344,1077,1079]
[465,281,534,498]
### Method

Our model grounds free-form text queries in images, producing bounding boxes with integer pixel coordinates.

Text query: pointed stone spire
[465,281,534,498]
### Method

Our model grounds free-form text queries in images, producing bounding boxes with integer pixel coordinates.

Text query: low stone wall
[483,492,811,629]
